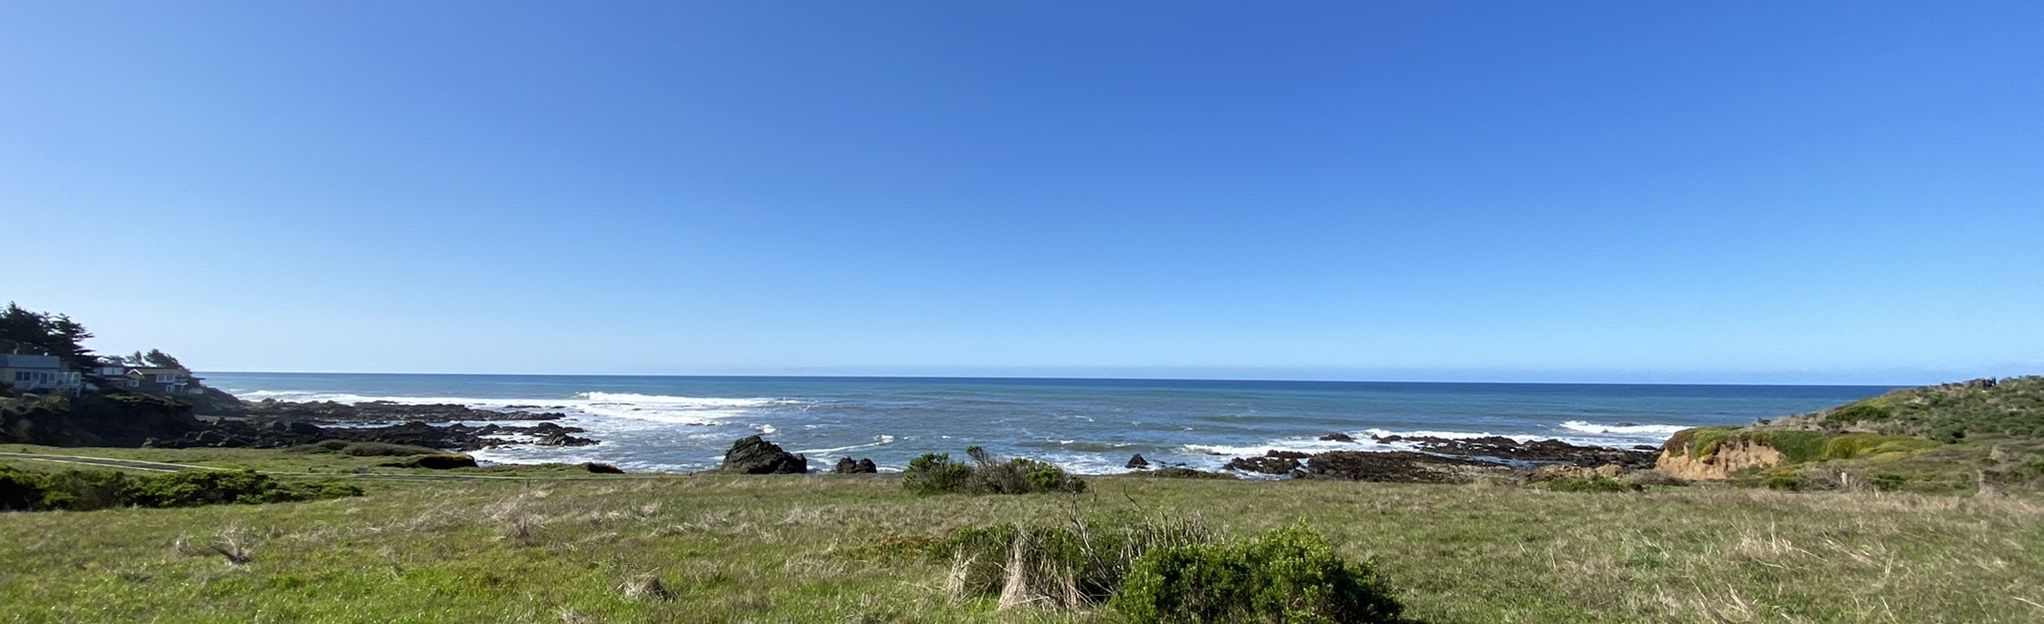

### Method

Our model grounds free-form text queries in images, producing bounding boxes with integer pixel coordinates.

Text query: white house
[1,354,84,394]
[125,366,202,395]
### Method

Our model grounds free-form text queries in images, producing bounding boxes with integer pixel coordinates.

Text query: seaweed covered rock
[720,435,808,474]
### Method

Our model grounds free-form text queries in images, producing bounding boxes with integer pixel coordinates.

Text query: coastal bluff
[1654,377,2042,491]
[1655,434,1785,480]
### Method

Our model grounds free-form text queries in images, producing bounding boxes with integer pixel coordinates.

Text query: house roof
[0,354,64,369]
[127,367,191,376]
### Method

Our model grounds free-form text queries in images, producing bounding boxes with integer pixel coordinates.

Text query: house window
[12,372,28,382]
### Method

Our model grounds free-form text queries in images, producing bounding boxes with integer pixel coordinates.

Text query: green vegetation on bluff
[1660,377,2044,494]
[2,446,2041,623]
[1798,377,2044,443]
[0,466,360,512]
[1665,427,1939,464]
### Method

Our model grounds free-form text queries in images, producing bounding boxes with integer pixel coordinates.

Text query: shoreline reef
[5,386,1665,484]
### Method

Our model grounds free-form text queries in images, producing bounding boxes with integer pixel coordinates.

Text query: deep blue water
[202,373,1890,474]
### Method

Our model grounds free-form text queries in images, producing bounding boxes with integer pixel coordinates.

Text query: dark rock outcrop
[1378,435,1655,468]
[1319,433,1356,442]
[584,462,626,474]
[0,393,206,447]
[831,457,879,474]
[1224,452,1303,475]
[1302,451,1505,484]
[522,422,598,447]
[721,435,808,474]
[2,393,602,454]
[240,399,566,424]
[1148,467,1238,479]
[1126,453,1150,469]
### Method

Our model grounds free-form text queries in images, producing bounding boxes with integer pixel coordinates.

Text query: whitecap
[1558,420,1690,437]
[795,435,899,456]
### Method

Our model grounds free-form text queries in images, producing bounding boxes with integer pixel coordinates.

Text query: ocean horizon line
[197,370,1903,389]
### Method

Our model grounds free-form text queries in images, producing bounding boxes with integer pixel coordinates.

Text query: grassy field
[3,448,2041,623]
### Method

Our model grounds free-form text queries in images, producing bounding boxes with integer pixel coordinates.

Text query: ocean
[203,373,1891,474]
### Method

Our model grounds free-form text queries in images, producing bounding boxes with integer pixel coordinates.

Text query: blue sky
[3,2,2041,384]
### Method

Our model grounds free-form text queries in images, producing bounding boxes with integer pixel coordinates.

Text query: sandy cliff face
[1656,439,1785,480]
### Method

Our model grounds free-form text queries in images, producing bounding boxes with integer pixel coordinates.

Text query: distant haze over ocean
[207,373,1892,474]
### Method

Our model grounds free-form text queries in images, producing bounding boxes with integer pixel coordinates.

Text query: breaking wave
[1558,420,1691,437]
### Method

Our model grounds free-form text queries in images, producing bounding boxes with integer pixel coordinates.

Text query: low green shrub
[1537,476,1641,493]
[1820,434,1940,461]
[379,454,479,469]
[1666,427,1737,458]
[933,517,1216,608]
[1752,431,1832,464]
[901,447,1086,495]
[1869,472,1907,492]
[0,468,39,511]
[901,453,975,494]
[284,439,354,453]
[32,468,132,510]
[337,442,444,457]
[1113,523,1404,624]
[1825,402,1891,425]
[0,467,361,512]
[1761,470,1807,491]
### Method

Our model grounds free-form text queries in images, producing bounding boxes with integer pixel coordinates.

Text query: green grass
[1665,426,1738,458]
[0,444,616,478]
[1806,376,2044,442]
[1,448,2041,623]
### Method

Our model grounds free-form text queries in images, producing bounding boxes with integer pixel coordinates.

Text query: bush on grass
[933,516,1216,609]
[288,440,445,457]
[902,446,1086,495]
[379,454,479,469]
[0,467,361,512]
[337,442,446,457]
[1536,476,1641,493]
[1112,523,1404,624]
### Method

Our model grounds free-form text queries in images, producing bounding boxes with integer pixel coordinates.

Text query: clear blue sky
[4,2,2041,384]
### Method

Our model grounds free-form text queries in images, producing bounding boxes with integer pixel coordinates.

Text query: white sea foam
[232,388,793,429]
[1033,451,1143,476]
[1179,436,1407,458]
[1180,424,1672,463]
[1558,420,1690,437]
[575,392,784,408]
[796,435,899,456]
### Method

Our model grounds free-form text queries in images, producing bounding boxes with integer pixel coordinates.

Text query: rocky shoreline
[0,391,596,454]
[7,390,1663,482]
[168,399,596,451]
[698,431,1662,484]
[1200,433,1660,484]
[236,399,570,424]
